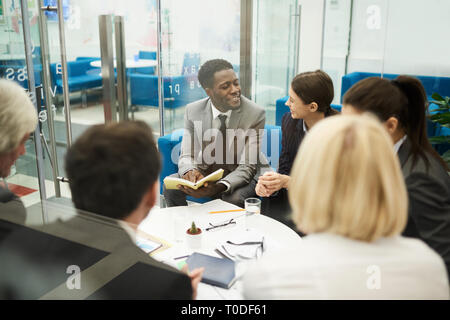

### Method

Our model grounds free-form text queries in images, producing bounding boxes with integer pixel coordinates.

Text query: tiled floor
[5,174,72,208]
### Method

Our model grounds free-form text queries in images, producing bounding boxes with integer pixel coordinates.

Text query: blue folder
[186,252,236,289]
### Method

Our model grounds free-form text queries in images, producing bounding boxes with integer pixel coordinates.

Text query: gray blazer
[0,213,192,299]
[398,139,450,279]
[178,96,265,193]
[0,186,26,226]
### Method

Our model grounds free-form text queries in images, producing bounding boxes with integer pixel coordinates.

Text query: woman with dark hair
[342,75,450,279]
[255,70,339,227]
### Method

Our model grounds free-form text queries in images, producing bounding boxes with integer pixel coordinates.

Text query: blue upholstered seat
[157,125,282,203]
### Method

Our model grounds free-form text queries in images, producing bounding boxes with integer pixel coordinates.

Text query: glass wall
[2,0,449,208]
[160,0,240,134]
[321,0,450,159]
[0,0,47,210]
[252,0,299,125]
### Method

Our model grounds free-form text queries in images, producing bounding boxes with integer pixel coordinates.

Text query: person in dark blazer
[342,75,450,279]
[0,121,203,299]
[163,59,265,208]
[255,70,339,227]
[0,79,38,228]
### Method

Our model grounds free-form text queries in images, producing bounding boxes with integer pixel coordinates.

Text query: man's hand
[182,169,204,183]
[258,172,290,194]
[178,181,227,198]
[182,264,204,300]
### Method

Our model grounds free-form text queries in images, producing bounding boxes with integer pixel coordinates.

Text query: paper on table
[136,236,162,254]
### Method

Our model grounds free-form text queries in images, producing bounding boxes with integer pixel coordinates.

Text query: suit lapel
[397,138,414,177]
[228,100,243,129]
[199,99,213,151]
[203,99,213,129]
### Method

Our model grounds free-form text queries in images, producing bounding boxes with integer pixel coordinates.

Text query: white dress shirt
[242,233,449,300]
[394,134,407,154]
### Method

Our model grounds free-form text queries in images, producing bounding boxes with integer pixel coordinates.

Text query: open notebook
[163,169,224,190]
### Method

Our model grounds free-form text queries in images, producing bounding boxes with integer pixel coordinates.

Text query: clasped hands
[255,171,290,197]
[177,169,226,198]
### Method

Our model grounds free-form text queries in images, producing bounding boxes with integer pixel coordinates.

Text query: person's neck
[122,206,149,231]
[392,128,406,144]
[304,112,325,130]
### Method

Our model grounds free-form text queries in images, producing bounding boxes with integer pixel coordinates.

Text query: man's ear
[309,102,319,113]
[144,181,159,210]
[384,116,399,136]
[205,87,213,98]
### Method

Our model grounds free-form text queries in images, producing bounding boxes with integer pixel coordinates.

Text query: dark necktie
[218,114,227,164]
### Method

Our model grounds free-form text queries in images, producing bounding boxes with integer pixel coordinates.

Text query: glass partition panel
[252,0,299,125]
[380,0,450,160]
[160,0,240,135]
[323,0,389,104]
[0,0,48,208]
[321,0,352,105]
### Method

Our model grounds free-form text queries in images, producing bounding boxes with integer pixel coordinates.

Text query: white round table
[138,199,302,299]
[90,59,157,69]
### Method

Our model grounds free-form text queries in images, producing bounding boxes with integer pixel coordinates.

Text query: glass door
[159,0,240,135]
[252,0,299,125]
[0,0,48,214]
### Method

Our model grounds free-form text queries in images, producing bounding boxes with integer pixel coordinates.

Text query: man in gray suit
[0,79,38,226]
[163,59,265,207]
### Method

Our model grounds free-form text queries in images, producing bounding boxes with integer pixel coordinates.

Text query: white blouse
[242,233,449,300]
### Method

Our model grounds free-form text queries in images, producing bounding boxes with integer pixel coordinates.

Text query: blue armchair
[129,73,206,125]
[157,125,282,203]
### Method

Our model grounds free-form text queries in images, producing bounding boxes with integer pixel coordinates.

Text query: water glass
[244,198,261,229]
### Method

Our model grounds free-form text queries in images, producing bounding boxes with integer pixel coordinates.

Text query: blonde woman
[243,115,449,299]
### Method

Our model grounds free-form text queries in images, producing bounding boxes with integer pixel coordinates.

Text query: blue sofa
[341,72,450,103]
[50,59,102,94]
[341,72,450,153]
[129,73,206,114]
[157,125,282,202]
[275,96,341,126]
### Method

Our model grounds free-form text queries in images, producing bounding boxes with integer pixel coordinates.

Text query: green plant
[428,93,450,166]
[187,221,201,234]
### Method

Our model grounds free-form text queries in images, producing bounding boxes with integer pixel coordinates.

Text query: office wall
[320,0,450,103]
[347,0,450,77]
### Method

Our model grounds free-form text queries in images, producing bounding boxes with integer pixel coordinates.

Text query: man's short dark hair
[65,121,161,220]
[197,59,234,90]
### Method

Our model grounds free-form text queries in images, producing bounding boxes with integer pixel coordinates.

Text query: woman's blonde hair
[288,114,407,242]
[0,79,37,154]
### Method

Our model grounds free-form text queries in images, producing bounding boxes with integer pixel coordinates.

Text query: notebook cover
[186,252,236,289]
[163,169,224,190]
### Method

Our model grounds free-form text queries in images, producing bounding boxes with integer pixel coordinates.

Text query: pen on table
[208,209,246,214]
[173,255,190,260]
